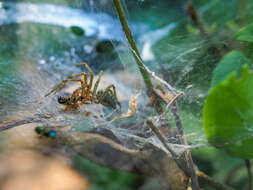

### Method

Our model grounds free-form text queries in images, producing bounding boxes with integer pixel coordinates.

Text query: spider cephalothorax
[45,62,121,111]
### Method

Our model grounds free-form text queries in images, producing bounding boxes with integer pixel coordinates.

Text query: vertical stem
[197,170,235,190]
[171,102,200,190]
[245,160,252,190]
[113,0,165,114]
[112,0,153,89]
[112,1,200,189]
[238,0,247,25]
[186,1,222,57]
[186,1,209,39]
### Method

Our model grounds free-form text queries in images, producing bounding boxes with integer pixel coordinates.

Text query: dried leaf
[153,88,174,104]
[150,86,183,108]
[109,87,142,123]
[118,90,141,119]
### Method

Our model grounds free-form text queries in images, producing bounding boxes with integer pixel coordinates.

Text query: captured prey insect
[35,126,56,138]
[45,62,121,111]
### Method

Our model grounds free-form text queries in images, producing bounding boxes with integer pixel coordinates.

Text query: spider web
[0,0,246,158]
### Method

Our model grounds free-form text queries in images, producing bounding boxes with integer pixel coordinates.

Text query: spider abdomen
[97,90,117,110]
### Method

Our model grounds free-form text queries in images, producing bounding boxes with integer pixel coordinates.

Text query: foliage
[203,22,253,160]
[235,23,253,43]
[210,50,249,88]
[204,66,253,159]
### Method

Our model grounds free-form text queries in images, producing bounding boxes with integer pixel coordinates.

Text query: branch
[56,129,187,190]
[146,119,185,167]
[56,127,235,190]
[171,102,199,187]
[0,117,37,131]
[197,170,236,190]
[186,1,222,57]
[147,117,200,190]
[1,122,236,190]
[186,1,210,39]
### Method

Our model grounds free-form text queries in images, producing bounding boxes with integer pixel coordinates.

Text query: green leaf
[235,23,253,43]
[70,26,84,36]
[203,66,253,159]
[211,50,249,88]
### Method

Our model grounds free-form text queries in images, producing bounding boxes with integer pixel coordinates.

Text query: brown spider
[45,62,121,111]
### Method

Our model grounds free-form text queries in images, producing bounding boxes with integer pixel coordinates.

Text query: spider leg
[76,62,94,94]
[92,71,103,98]
[45,76,85,97]
[68,73,89,98]
[99,85,121,110]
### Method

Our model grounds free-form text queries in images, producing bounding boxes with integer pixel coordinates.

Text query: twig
[197,170,236,190]
[186,1,223,57]
[0,117,37,131]
[0,112,53,132]
[171,102,200,190]
[146,118,194,184]
[146,119,235,190]
[245,159,252,190]
[146,118,197,182]
[186,1,210,39]
[141,60,178,95]
[146,118,179,159]
[58,129,187,190]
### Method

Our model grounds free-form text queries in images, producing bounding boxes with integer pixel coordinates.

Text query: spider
[45,62,121,111]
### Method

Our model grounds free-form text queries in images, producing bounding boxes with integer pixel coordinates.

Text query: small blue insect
[35,126,56,138]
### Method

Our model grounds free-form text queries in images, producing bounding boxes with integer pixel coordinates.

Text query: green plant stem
[238,0,247,25]
[196,170,236,190]
[112,1,200,189]
[245,159,252,190]
[112,0,153,89]
[225,161,252,186]
[113,0,165,115]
